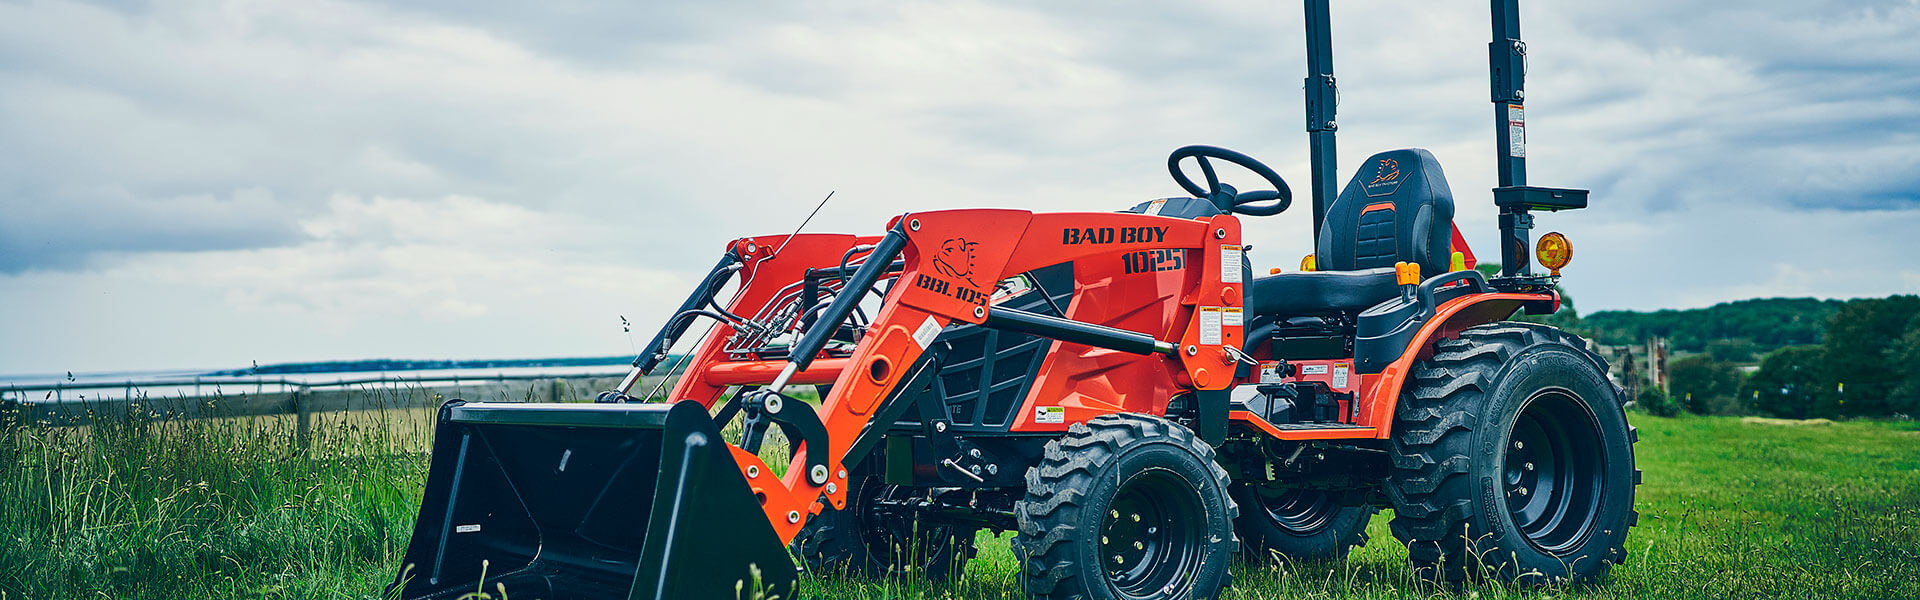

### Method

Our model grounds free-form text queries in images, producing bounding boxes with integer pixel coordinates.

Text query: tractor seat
[1245,147,1454,318]
[1245,267,1400,316]
[1316,148,1455,275]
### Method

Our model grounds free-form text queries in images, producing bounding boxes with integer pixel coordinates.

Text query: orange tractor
[389,2,1636,599]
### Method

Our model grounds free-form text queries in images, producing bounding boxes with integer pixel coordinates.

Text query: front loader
[389,1,1637,599]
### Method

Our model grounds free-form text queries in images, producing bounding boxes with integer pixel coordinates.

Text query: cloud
[137,193,685,320]
[1,0,1917,373]
[0,185,299,272]
[0,193,690,374]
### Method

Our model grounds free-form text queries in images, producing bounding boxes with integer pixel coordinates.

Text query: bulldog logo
[1363,157,1406,197]
[1368,158,1400,185]
[932,237,981,287]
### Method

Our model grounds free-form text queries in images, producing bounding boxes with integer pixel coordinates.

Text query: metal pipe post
[1304,0,1339,245]
[1491,0,1532,276]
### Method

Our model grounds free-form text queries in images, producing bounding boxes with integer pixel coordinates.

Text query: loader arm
[712,208,1249,543]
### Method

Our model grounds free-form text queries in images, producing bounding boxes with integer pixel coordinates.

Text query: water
[2,364,633,403]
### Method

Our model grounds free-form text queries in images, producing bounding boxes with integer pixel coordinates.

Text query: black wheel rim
[1253,487,1339,535]
[1100,468,1206,598]
[1504,388,1604,554]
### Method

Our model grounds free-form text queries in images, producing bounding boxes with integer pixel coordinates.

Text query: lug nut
[1513,440,1525,450]
[1134,541,1144,550]
[1524,462,1535,471]
[1102,536,1110,544]
[1131,513,1141,522]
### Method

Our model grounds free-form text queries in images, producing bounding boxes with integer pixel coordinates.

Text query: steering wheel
[1167,145,1293,216]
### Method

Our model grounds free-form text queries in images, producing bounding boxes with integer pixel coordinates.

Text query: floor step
[1269,422,1372,430]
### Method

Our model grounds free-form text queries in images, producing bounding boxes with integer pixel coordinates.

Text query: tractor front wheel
[1386,323,1639,583]
[1015,414,1238,600]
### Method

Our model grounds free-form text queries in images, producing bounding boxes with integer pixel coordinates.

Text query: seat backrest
[1315,148,1454,275]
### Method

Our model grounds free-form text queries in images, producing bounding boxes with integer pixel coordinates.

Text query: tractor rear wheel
[1014,414,1237,600]
[1386,323,1639,583]
[1230,485,1374,565]
[792,470,978,581]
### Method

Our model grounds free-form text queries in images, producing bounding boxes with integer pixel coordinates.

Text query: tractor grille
[917,263,1074,431]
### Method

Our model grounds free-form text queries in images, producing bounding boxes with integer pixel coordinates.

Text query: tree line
[1571,295,1919,419]
[1466,265,1914,419]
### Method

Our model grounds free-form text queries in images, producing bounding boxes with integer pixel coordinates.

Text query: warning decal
[1220,245,1243,283]
[1508,104,1526,158]
[1198,307,1223,345]
[1036,406,1065,424]
[1259,361,1286,383]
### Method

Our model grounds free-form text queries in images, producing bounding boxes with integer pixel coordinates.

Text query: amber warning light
[1536,232,1572,276]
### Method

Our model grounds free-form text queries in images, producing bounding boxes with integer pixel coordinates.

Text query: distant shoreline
[200,355,645,377]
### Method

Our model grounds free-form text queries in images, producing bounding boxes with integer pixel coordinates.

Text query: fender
[1358,290,1557,437]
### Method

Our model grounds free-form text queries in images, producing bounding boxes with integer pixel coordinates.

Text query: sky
[2,0,1918,375]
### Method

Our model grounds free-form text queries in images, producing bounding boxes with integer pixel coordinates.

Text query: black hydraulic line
[634,251,741,374]
[809,260,906,282]
[839,244,873,277]
[799,272,824,332]
[1304,0,1338,246]
[983,307,1177,357]
[703,299,753,329]
[663,309,750,334]
[789,223,909,372]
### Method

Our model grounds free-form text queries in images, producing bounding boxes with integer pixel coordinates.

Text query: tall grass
[2,393,1916,599]
[0,389,434,599]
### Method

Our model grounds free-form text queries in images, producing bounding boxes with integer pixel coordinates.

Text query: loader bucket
[389,400,797,600]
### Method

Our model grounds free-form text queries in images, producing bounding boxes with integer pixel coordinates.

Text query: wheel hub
[1099,469,1204,598]
[1503,389,1604,555]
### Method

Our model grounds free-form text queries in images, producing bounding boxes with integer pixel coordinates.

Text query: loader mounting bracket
[741,389,833,483]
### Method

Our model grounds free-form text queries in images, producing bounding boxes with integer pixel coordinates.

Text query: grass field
[2,398,1916,600]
